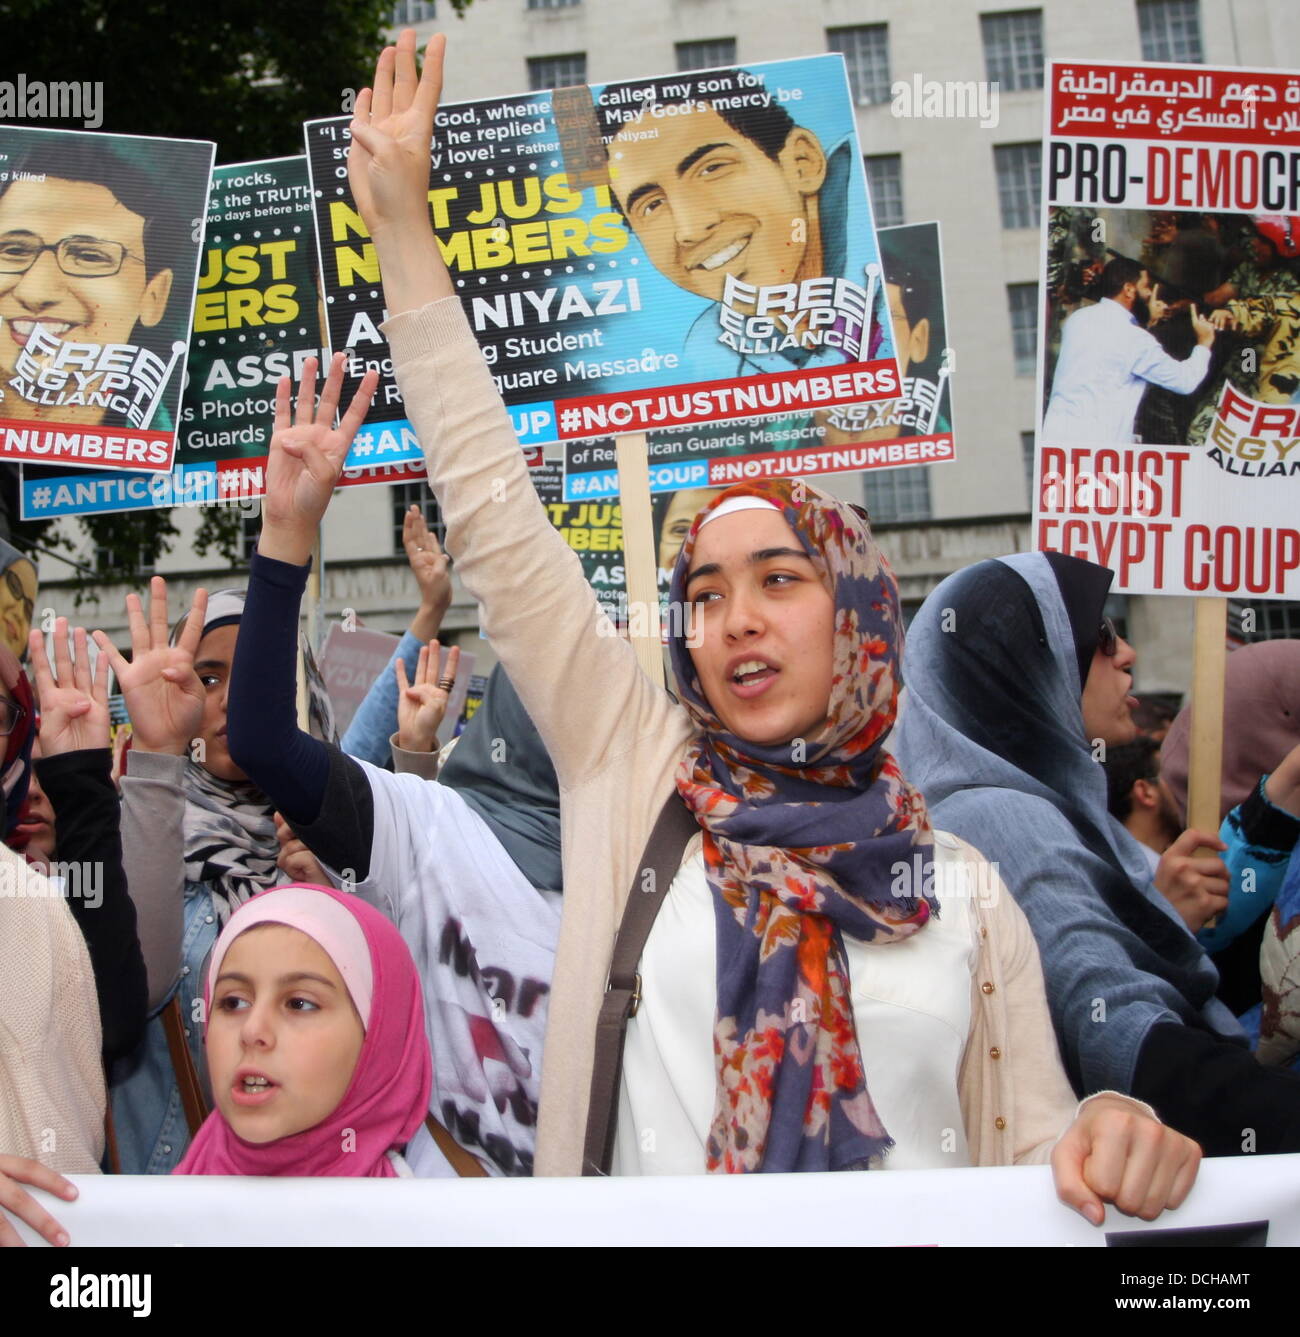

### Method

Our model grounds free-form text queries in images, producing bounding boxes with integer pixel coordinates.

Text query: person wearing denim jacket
[341,504,452,767]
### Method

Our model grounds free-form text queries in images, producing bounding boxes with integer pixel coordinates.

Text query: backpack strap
[423,1112,489,1178]
[582,791,699,1176]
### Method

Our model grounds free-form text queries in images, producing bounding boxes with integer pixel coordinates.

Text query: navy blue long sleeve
[227,551,377,880]
[225,551,331,824]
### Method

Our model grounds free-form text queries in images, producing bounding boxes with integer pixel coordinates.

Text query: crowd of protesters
[3,31,1300,1245]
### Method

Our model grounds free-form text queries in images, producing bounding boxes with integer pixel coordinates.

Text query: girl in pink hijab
[175,884,431,1178]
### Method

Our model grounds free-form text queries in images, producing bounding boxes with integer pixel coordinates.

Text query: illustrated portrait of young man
[0,134,197,430]
[595,71,886,379]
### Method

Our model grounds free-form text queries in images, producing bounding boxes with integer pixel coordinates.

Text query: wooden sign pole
[614,430,664,690]
[1186,595,1227,845]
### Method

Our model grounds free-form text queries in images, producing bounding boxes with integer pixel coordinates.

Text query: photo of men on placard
[1042,206,1299,448]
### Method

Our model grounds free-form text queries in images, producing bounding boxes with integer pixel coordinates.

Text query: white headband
[697,496,783,529]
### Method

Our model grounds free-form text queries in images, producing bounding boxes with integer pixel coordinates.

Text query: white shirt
[323,762,562,1177]
[612,832,978,1175]
[1042,298,1211,444]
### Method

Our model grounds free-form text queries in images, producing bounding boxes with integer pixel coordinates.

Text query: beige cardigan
[0,844,105,1172]
[388,298,1086,1176]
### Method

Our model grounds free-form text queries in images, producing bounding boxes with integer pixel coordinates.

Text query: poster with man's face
[562,221,957,499]
[0,126,213,473]
[305,53,897,459]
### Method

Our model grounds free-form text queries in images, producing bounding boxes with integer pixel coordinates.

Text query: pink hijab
[174,884,431,1178]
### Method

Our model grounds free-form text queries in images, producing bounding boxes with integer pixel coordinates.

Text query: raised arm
[94,580,207,1009]
[348,30,685,788]
[28,620,147,1061]
[340,505,452,763]
[224,356,387,883]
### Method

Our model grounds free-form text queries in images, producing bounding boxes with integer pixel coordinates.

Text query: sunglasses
[1098,616,1119,658]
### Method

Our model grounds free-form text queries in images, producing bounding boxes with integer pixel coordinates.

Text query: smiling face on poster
[0,126,213,474]
[18,157,432,521]
[304,53,898,457]
[561,221,957,501]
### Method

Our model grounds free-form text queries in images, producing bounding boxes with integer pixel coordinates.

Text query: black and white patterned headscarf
[176,589,281,924]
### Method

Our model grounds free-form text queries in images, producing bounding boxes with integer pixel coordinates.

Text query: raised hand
[404,503,452,641]
[396,641,461,753]
[92,578,206,757]
[348,29,446,239]
[28,620,110,757]
[259,353,379,566]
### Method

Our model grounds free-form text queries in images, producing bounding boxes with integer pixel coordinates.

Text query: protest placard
[1034,58,1300,845]
[1034,59,1300,601]
[318,623,400,736]
[0,125,213,475]
[303,53,898,462]
[18,157,452,520]
[562,221,955,499]
[530,461,626,621]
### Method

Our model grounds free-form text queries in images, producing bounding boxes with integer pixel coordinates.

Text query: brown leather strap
[582,792,698,1176]
[423,1113,488,1177]
[102,1073,122,1176]
[162,996,209,1137]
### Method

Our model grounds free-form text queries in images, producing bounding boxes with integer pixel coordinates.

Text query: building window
[1240,600,1300,641]
[864,154,904,228]
[390,1,436,22]
[994,141,1041,228]
[980,10,1044,91]
[93,544,156,576]
[1008,283,1039,375]
[392,482,445,554]
[528,0,580,8]
[527,52,586,91]
[864,466,932,523]
[675,38,737,72]
[826,25,890,106]
[1021,429,1037,506]
[1137,0,1203,63]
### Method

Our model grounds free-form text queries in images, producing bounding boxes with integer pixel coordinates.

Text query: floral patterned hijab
[666,479,936,1173]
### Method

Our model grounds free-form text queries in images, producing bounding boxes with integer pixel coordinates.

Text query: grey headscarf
[440,663,562,895]
[894,551,1242,1097]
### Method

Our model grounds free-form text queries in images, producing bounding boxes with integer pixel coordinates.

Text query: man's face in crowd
[0,176,173,381]
[610,104,826,303]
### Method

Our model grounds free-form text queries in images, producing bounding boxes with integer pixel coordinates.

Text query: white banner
[1034,59,1300,599]
[7,1153,1299,1246]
